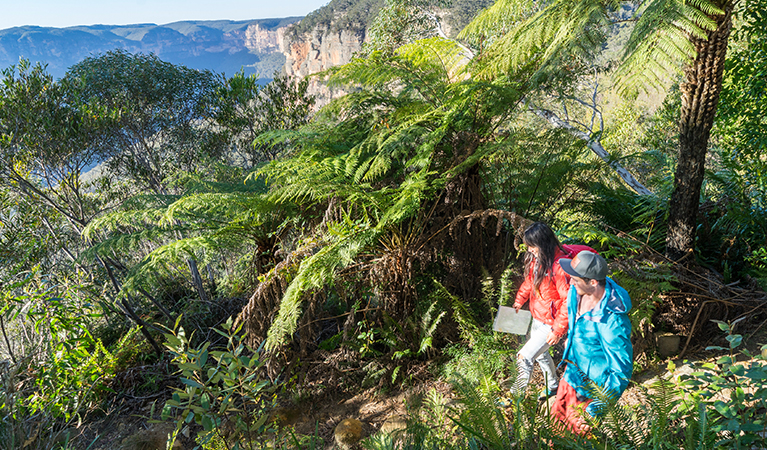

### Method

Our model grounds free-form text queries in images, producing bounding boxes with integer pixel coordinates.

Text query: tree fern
[460,0,728,96]
[253,31,529,354]
[83,174,294,305]
[265,224,379,350]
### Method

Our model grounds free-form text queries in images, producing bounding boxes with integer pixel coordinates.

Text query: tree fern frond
[161,192,271,227]
[615,22,696,92]
[398,37,473,82]
[473,0,611,81]
[118,233,231,293]
[82,207,167,239]
[264,226,380,351]
[684,0,725,18]
[252,128,306,149]
[377,168,436,228]
[81,226,170,261]
[364,154,394,182]
[615,0,726,93]
[458,0,539,46]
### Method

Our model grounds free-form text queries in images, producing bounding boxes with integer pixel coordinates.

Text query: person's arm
[549,264,570,340]
[585,314,633,417]
[513,271,533,312]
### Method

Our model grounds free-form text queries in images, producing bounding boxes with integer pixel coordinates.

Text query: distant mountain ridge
[0,18,301,79]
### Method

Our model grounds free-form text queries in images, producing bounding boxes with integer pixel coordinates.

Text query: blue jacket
[561,277,633,416]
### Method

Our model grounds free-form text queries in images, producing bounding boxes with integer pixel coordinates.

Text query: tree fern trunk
[666,3,733,261]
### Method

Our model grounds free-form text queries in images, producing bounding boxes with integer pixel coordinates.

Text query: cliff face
[282,27,365,102]
[280,0,496,101]
[283,28,364,79]
[243,23,289,54]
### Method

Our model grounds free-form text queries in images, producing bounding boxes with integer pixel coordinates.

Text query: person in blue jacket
[553,250,633,434]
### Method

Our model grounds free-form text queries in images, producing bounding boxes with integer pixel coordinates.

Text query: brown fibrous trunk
[666,3,734,261]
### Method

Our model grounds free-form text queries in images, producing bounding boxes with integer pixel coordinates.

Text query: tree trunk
[188,258,209,303]
[665,4,733,261]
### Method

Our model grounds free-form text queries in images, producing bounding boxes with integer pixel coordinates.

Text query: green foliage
[363,0,451,54]
[367,326,767,450]
[256,40,524,350]
[695,156,767,280]
[677,320,767,449]
[0,274,112,420]
[481,128,598,224]
[460,0,608,88]
[83,169,295,301]
[288,0,386,37]
[458,0,728,93]
[442,0,497,36]
[615,0,720,91]
[0,274,113,449]
[716,0,767,161]
[0,188,55,281]
[442,332,515,385]
[746,248,767,290]
[161,316,276,449]
[0,58,115,270]
[265,223,378,351]
[213,72,315,167]
[697,0,767,281]
[65,49,224,195]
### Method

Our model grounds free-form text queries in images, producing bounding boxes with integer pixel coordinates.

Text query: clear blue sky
[0,1,330,29]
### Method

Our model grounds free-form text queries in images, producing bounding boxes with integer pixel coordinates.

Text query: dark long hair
[523,222,564,290]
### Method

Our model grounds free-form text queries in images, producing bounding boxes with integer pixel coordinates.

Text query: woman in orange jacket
[511,222,593,399]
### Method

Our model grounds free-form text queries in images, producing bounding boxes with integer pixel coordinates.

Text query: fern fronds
[432,280,480,344]
[449,375,515,449]
[397,37,473,83]
[264,225,379,351]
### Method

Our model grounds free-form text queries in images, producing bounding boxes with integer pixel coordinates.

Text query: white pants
[513,318,559,395]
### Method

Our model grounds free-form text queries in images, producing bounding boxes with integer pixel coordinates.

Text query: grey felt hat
[559,251,608,280]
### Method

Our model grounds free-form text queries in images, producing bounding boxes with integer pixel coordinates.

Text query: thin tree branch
[527,103,653,196]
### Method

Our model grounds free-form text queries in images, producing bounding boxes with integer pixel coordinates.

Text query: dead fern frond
[237,243,316,346]
[448,209,531,249]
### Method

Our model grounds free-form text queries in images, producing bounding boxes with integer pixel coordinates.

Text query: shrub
[161,316,276,450]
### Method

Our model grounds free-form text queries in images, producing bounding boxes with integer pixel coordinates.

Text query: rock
[118,423,183,450]
[334,418,364,450]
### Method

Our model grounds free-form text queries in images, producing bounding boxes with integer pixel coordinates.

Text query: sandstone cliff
[280,0,495,102]
[283,27,364,79]
[282,26,366,101]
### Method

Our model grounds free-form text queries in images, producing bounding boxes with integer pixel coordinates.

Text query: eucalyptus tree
[64,50,235,310]
[64,49,225,196]
[0,60,114,267]
[0,60,167,354]
[0,188,54,281]
[460,0,736,260]
[80,73,316,333]
[213,71,315,167]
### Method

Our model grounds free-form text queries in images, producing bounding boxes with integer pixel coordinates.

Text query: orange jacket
[512,244,595,338]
